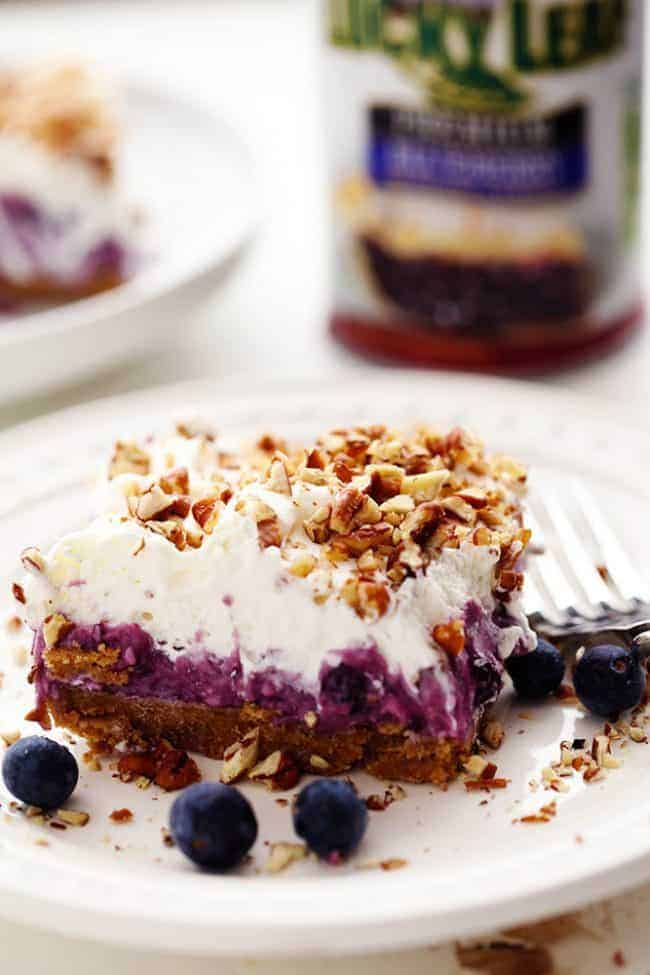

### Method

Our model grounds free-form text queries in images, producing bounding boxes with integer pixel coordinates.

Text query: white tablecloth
[0,2,649,970]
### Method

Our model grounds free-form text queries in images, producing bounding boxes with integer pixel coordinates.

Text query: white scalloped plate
[0,372,649,957]
[0,80,257,404]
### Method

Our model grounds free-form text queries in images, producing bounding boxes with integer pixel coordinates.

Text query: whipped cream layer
[24,512,529,691]
[0,134,138,284]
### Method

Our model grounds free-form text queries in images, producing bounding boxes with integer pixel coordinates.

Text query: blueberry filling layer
[0,192,134,286]
[33,600,522,741]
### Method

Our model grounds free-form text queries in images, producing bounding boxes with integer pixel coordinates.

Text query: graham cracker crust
[0,271,125,302]
[46,686,473,786]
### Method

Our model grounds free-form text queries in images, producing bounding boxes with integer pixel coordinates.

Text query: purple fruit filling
[0,192,135,286]
[33,600,525,741]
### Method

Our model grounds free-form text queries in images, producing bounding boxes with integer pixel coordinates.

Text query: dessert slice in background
[0,63,139,304]
[19,421,534,785]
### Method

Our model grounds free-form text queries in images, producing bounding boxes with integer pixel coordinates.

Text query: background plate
[0,371,649,957]
[0,80,257,404]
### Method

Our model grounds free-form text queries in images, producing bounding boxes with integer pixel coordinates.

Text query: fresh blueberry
[321,663,368,713]
[293,779,367,861]
[505,639,565,700]
[169,782,257,871]
[2,736,78,809]
[573,644,645,719]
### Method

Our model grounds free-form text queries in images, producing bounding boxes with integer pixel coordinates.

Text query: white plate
[0,372,649,958]
[0,82,257,404]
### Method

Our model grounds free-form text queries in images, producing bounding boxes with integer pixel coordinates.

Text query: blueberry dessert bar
[0,64,138,302]
[19,422,534,784]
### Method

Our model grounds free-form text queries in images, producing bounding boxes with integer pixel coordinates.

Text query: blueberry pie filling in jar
[324,0,644,372]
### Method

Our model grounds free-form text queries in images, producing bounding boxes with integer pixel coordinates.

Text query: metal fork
[524,477,650,656]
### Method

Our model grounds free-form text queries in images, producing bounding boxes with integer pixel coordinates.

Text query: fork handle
[535,620,650,657]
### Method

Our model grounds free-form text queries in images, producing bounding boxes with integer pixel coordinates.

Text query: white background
[0,1,649,971]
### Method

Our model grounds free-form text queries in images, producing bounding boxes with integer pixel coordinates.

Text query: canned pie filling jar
[324,0,644,372]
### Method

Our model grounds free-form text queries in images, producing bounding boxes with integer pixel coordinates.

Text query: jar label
[369,103,588,196]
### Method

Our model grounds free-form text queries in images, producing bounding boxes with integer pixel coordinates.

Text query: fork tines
[524,477,650,627]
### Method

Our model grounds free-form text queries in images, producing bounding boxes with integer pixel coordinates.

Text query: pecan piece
[366,464,404,503]
[456,487,488,509]
[266,456,292,496]
[12,582,26,604]
[159,467,190,495]
[330,486,364,534]
[400,502,442,544]
[357,580,390,620]
[304,505,331,544]
[146,520,187,551]
[333,459,353,483]
[402,470,449,503]
[332,522,393,556]
[264,842,307,874]
[109,440,150,479]
[220,728,260,784]
[433,619,465,656]
[258,516,282,549]
[43,613,72,649]
[118,741,201,792]
[305,447,327,470]
[21,547,45,573]
[248,750,300,791]
[442,496,476,524]
[192,496,220,533]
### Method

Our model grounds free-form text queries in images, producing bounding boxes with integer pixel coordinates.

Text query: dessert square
[0,64,138,303]
[19,421,534,785]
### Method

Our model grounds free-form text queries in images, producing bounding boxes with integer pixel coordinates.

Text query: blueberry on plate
[573,644,645,719]
[506,639,565,700]
[169,782,257,871]
[2,736,79,809]
[293,779,367,862]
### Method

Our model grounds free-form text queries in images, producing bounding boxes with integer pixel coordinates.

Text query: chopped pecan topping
[101,420,529,621]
